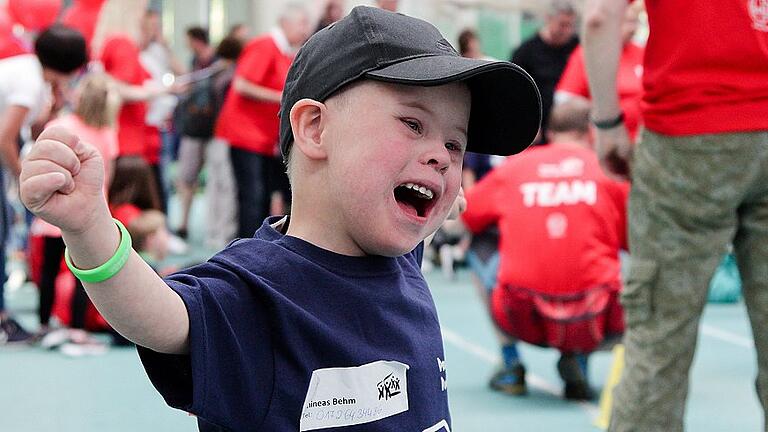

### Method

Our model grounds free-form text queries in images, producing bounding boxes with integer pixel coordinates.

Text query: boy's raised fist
[20,126,108,234]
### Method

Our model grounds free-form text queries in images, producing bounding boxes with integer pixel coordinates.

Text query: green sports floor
[0,197,763,431]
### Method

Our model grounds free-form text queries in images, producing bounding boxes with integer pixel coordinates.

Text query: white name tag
[299,360,410,431]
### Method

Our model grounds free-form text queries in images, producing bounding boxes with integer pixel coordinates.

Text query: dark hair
[108,156,162,211]
[457,29,477,57]
[215,36,243,61]
[34,25,87,74]
[186,26,209,45]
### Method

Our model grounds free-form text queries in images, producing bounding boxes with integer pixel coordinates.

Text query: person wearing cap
[18,6,540,430]
[583,0,768,430]
[462,98,628,400]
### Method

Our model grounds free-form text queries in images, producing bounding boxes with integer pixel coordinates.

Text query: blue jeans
[229,147,270,239]
[466,250,500,293]
[0,172,8,311]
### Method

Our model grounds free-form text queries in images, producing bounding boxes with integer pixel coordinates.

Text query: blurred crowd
[0,0,415,352]
[0,0,635,378]
[0,0,638,399]
[0,0,311,353]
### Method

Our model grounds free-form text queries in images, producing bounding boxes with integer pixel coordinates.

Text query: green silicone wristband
[65,218,133,283]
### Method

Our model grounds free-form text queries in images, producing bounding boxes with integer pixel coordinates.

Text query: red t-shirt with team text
[100,35,160,163]
[214,34,294,156]
[461,143,628,296]
[557,43,644,139]
[641,0,768,135]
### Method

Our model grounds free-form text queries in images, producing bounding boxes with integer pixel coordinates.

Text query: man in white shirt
[0,25,87,344]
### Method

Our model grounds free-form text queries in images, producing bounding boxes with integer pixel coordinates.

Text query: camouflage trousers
[609,130,768,432]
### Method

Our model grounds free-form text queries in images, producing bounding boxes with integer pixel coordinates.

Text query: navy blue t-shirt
[137,217,451,432]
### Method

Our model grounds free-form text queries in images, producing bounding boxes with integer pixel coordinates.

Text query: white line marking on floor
[441,327,600,419]
[701,324,753,349]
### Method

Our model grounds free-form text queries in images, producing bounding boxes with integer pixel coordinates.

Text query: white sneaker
[167,233,189,255]
[59,342,108,357]
[40,328,71,350]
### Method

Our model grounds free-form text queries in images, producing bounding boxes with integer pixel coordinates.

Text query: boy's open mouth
[394,182,437,219]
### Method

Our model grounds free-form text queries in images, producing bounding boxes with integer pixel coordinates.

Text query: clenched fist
[20,126,110,234]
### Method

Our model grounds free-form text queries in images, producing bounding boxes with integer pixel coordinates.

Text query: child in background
[19,7,540,430]
[109,157,169,272]
[33,72,119,347]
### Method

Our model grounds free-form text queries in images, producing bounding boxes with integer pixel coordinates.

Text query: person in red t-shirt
[462,99,628,400]
[61,0,106,55]
[91,0,180,213]
[584,0,768,429]
[214,5,310,239]
[555,0,644,140]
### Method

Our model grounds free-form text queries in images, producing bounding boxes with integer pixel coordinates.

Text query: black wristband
[591,112,625,130]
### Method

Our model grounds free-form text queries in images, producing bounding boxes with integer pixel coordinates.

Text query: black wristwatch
[591,112,625,130]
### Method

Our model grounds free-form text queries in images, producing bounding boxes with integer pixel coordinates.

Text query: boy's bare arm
[20,126,190,354]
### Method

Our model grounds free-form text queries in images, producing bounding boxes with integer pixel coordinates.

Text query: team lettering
[520,180,597,208]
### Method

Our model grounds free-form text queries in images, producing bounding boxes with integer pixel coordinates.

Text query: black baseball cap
[279,6,541,160]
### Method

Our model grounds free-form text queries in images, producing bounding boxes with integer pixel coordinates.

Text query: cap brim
[366,56,541,156]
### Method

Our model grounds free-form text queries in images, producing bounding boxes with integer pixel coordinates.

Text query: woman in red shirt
[91,0,180,212]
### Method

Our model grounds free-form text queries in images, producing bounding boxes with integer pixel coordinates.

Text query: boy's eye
[401,118,423,134]
[445,141,464,153]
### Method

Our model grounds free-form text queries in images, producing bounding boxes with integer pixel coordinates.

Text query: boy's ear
[290,99,328,161]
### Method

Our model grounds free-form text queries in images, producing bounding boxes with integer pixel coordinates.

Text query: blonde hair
[91,0,148,57]
[75,73,121,128]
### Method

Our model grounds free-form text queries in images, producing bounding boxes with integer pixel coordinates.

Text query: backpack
[176,74,216,138]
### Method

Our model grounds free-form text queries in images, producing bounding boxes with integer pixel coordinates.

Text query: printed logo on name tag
[299,360,409,431]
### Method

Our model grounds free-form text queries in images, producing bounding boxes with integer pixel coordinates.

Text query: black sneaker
[557,354,595,401]
[489,363,527,395]
[0,317,33,345]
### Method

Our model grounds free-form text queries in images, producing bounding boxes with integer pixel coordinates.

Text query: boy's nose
[419,142,451,174]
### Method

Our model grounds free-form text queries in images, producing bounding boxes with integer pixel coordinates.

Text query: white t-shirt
[0,54,47,129]
[140,42,177,127]
[140,42,171,81]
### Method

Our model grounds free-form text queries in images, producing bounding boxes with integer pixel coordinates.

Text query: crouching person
[461,99,628,400]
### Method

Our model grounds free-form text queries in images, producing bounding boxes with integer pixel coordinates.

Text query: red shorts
[491,284,625,354]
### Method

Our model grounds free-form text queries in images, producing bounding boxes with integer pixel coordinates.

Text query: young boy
[20,7,540,431]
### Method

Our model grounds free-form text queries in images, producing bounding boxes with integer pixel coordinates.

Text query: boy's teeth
[402,182,434,199]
